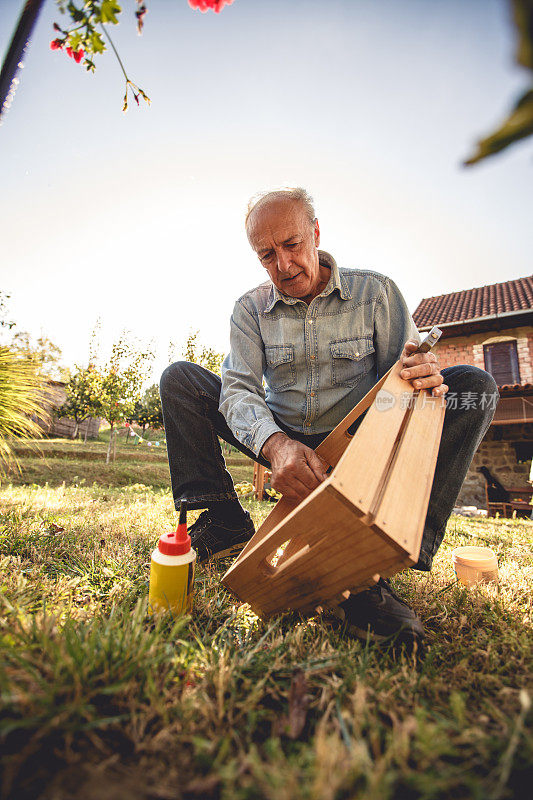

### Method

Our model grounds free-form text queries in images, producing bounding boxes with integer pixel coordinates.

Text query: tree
[183,330,224,376]
[94,333,154,463]
[61,364,102,440]
[0,347,48,474]
[0,292,15,331]
[131,383,163,434]
[8,330,67,381]
[0,294,49,472]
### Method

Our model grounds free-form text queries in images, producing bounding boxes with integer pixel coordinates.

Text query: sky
[1,0,532,382]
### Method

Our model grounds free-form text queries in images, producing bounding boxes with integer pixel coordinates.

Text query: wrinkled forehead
[247,199,312,251]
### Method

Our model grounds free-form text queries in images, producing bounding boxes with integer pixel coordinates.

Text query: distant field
[5,434,254,489]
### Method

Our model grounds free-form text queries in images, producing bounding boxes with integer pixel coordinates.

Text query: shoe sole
[344,622,388,643]
[344,621,424,648]
[198,538,252,563]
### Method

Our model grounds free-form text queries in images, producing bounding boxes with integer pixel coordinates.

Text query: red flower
[188,0,234,12]
[50,39,63,50]
[65,46,84,63]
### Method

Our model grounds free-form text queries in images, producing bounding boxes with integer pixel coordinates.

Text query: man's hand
[261,432,329,503]
[400,340,448,397]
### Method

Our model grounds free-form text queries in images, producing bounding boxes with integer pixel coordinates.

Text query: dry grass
[4,438,254,490]
[0,452,531,799]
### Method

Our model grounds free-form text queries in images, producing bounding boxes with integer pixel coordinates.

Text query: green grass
[0,442,531,799]
[5,435,254,489]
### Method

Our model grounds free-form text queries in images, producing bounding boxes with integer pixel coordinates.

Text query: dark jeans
[160,362,498,571]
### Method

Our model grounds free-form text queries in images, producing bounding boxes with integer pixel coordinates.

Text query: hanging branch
[50,1,151,110]
[47,1,234,111]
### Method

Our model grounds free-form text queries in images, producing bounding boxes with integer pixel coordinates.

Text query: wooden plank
[224,486,402,618]
[223,481,328,589]
[315,367,392,467]
[257,541,401,618]
[374,391,445,559]
[235,496,300,561]
[253,463,267,500]
[329,363,410,517]
[234,368,395,568]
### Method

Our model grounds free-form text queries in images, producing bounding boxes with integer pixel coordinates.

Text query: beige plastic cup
[452,546,498,587]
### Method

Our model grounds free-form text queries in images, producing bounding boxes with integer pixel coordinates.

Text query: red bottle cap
[158,501,191,556]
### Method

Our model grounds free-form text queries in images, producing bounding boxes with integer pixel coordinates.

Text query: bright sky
[1,0,532,382]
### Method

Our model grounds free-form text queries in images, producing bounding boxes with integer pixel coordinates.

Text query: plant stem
[100,23,129,82]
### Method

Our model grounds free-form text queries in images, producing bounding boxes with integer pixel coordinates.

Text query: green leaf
[90,31,106,54]
[67,2,85,24]
[464,88,533,165]
[68,32,82,51]
[100,1,122,25]
[512,0,533,71]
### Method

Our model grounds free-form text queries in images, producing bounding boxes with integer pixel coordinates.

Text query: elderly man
[160,188,498,646]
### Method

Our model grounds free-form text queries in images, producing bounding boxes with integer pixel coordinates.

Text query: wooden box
[222,359,445,619]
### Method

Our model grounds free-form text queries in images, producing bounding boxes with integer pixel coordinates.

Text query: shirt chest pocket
[330,338,376,388]
[265,344,296,392]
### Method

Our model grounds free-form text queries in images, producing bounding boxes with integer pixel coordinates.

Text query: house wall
[41,382,101,440]
[432,325,533,383]
[49,415,101,439]
[456,424,532,507]
[422,324,533,509]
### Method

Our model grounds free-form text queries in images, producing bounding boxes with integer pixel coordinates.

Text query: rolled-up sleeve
[219,299,284,457]
[373,277,420,378]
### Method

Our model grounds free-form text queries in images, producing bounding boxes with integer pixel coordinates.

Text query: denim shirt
[219,251,420,457]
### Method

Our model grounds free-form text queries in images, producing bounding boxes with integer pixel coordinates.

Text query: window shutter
[483,341,520,385]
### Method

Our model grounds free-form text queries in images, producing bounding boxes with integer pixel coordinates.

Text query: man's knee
[160,360,222,407]
[160,361,192,400]
[442,364,499,418]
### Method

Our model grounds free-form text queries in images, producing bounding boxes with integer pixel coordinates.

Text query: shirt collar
[264,250,352,312]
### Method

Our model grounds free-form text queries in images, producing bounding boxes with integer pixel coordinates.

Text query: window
[483,340,520,385]
[513,441,533,463]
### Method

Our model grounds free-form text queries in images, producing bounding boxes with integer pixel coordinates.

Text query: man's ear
[314,218,320,247]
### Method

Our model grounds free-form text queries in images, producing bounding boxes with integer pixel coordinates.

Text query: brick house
[412,276,533,509]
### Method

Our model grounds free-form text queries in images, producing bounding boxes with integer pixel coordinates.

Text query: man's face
[247,199,322,300]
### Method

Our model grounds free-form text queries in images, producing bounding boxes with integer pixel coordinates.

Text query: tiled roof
[413,276,533,328]
[499,383,533,394]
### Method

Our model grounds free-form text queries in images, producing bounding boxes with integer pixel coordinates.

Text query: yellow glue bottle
[148,501,196,615]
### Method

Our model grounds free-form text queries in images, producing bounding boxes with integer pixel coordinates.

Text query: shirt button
[307,319,313,324]
[310,354,315,360]
[310,391,316,397]
[355,352,360,357]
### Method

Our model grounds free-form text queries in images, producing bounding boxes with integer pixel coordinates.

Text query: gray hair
[245,187,316,235]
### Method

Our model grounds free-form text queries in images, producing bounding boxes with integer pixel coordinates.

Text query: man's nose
[276,250,292,274]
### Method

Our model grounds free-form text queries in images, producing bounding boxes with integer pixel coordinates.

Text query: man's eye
[261,253,274,263]
[286,242,299,248]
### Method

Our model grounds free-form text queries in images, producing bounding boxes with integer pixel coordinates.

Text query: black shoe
[338,578,425,647]
[188,510,255,563]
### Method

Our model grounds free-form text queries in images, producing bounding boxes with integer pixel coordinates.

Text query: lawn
[7,434,254,489]
[0,440,531,799]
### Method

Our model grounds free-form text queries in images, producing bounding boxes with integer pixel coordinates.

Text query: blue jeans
[160,363,498,571]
